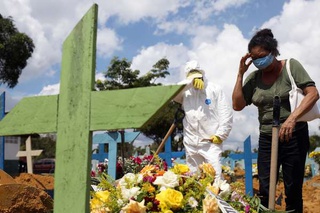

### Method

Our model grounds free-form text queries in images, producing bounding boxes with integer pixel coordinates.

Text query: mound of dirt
[232,169,320,213]
[0,183,53,213]
[0,172,54,213]
[14,173,54,190]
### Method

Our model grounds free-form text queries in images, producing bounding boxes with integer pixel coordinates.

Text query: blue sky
[1,0,320,150]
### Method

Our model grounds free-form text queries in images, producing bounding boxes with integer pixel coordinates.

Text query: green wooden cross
[0,4,184,213]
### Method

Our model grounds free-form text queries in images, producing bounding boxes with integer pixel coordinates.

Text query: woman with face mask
[232,28,319,212]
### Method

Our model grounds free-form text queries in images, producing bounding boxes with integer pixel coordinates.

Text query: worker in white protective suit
[174,60,233,180]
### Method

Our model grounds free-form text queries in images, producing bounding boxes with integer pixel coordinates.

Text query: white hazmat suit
[174,60,233,180]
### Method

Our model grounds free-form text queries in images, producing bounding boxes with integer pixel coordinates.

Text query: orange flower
[202,194,219,213]
[155,170,166,176]
[199,163,216,177]
[121,200,147,213]
[140,165,156,175]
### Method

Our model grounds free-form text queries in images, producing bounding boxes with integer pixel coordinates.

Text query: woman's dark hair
[248,28,280,56]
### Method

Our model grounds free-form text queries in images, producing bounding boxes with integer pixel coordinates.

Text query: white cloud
[213,0,249,12]
[131,42,190,83]
[97,27,123,58]
[99,0,186,24]
[38,83,60,96]
[192,0,249,19]
[95,72,106,81]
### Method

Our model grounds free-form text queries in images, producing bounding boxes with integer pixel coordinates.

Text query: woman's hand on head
[239,53,252,75]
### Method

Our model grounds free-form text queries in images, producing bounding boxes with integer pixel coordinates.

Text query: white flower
[188,196,198,208]
[118,173,142,189]
[213,179,231,197]
[121,186,141,200]
[153,170,179,189]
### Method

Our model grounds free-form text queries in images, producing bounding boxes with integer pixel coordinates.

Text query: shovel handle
[149,107,185,164]
[149,123,176,164]
[269,96,281,210]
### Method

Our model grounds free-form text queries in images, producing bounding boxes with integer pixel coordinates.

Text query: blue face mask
[252,53,274,69]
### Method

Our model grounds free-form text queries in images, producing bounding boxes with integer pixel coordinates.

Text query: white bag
[287,58,320,122]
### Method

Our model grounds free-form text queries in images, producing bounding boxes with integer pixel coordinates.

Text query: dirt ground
[0,173,54,213]
[1,172,319,212]
[232,168,320,213]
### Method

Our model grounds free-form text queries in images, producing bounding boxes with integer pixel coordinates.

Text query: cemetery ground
[0,168,318,213]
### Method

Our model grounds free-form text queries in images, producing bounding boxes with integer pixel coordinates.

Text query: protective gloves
[210,135,222,144]
[193,78,204,90]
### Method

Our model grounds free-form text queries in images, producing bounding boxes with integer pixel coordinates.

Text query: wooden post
[16,136,43,174]
[0,92,5,170]
[268,96,281,210]
[54,4,97,212]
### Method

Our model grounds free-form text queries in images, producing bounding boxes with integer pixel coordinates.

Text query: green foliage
[97,56,170,90]
[97,57,183,147]
[0,14,34,88]
[222,150,232,158]
[20,134,56,160]
[141,101,183,144]
[309,134,320,153]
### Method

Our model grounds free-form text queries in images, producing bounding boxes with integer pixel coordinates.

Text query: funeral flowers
[90,156,263,213]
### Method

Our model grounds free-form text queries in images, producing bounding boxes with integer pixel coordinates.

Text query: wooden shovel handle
[149,123,176,164]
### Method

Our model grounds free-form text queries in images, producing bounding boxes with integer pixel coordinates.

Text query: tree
[96,57,170,90]
[0,15,34,88]
[309,134,320,153]
[96,57,182,148]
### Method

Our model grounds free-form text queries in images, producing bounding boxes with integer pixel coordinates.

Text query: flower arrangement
[90,156,265,213]
[309,150,320,166]
[122,155,167,174]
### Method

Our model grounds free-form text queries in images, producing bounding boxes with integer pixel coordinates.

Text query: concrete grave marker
[16,136,43,174]
[0,4,184,212]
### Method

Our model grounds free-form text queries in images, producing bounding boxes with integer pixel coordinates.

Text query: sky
[1,0,320,151]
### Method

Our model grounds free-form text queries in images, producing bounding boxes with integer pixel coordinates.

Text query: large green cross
[0,4,184,213]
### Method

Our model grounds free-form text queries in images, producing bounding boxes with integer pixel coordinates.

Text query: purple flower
[245,205,250,213]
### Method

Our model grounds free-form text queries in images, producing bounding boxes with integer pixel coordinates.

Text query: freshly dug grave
[0,172,54,213]
[230,168,320,213]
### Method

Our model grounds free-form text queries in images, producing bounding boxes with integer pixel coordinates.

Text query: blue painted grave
[92,131,140,179]
[158,136,185,167]
[229,136,257,196]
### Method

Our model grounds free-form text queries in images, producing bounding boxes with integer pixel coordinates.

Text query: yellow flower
[90,190,111,210]
[140,165,156,175]
[142,182,155,193]
[121,199,147,213]
[309,152,315,158]
[171,164,190,174]
[90,207,111,213]
[309,151,320,158]
[202,194,219,213]
[156,188,183,210]
[207,184,219,195]
[199,163,216,177]
[95,190,110,203]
